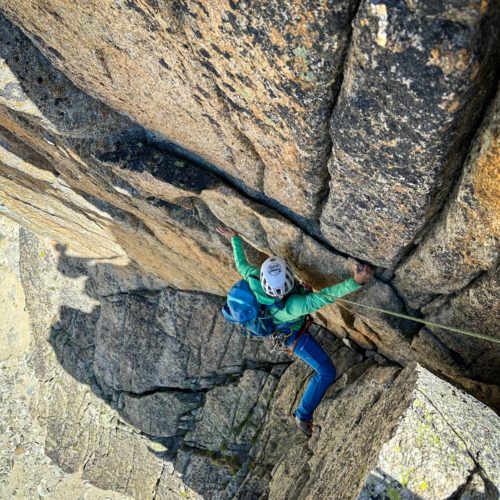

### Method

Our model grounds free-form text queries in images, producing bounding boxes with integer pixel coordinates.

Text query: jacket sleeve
[231,235,259,279]
[284,278,362,316]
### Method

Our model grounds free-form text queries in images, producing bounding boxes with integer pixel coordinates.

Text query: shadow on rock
[44,242,291,498]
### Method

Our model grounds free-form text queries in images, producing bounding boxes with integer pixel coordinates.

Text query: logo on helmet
[267,263,282,276]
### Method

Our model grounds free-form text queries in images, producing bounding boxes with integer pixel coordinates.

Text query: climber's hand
[215,226,238,238]
[353,263,374,285]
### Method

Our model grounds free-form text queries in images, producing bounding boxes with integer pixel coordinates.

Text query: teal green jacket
[231,235,361,332]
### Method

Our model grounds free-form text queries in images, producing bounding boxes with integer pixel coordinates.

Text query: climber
[216,226,374,438]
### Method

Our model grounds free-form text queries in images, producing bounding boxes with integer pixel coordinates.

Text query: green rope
[327,297,500,344]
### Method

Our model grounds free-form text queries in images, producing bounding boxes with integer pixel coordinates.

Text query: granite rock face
[357,364,500,500]
[0,0,499,497]
[320,0,499,268]
[0,13,377,295]
[0,0,361,218]
[264,363,500,500]
[395,90,500,307]
[0,13,420,381]
[2,219,500,499]
[0,0,498,425]
[2,0,498,263]
[93,287,288,394]
[15,224,299,498]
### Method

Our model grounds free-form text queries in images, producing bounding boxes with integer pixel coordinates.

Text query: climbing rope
[320,295,500,344]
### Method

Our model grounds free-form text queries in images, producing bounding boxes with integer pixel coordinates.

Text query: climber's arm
[285,278,362,316]
[231,235,259,279]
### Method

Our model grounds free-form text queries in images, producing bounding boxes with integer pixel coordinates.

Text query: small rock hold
[36,483,50,497]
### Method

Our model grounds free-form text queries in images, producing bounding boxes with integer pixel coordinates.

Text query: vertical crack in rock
[1,13,500,495]
[142,129,355,258]
[394,80,499,271]
[152,464,165,499]
[316,0,364,217]
[413,385,496,496]
[415,388,476,463]
[0,0,378,219]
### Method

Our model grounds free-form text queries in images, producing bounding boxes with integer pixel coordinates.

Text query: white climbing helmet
[260,256,295,298]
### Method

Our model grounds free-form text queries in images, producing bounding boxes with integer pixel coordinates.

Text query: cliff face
[0,1,499,498]
[2,218,499,499]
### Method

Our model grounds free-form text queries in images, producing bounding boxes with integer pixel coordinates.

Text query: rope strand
[321,296,500,344]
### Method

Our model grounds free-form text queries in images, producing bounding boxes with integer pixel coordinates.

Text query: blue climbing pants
[285,330,336,422]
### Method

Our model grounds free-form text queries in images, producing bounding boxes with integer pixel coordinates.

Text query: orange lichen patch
[446,131,500,268]
[480,0,489,14]
[268,27,288,50]
[380,138,399,148]
[288,19,318,47]
[473,140,500,234]
[446,99,462,114]
[0,0,347,216]
[398,203,412,214]
[428,48,470,76]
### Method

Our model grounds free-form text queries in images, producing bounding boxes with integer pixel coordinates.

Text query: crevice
[98,288,165,300]
[421,268,490,316]
[447,464,480,500]
[152,464,165,499]
[142,130,353,262]
[316,0,364,219]
[477,469,500,499]
[115,363,290,400]
[415,387,482,472]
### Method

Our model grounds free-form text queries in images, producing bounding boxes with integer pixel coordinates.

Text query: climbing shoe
[295,416,313,438]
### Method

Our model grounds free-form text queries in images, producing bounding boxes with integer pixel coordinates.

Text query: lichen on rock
[0,0,499,498]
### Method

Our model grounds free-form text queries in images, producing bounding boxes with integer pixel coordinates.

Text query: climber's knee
[318,358,336,385]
